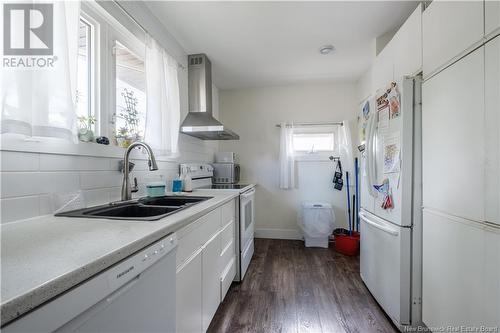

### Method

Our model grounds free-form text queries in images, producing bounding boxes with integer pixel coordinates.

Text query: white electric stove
[180,163,256,281]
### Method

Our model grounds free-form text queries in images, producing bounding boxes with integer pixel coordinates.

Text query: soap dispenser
[183,171,193,192]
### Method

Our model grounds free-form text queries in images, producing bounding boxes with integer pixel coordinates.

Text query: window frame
[81,1,146,144]
[77,10,99,135]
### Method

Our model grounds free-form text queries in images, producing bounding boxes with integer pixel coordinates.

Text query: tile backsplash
[0,137,217,224]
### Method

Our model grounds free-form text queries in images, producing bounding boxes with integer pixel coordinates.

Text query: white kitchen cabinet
[176,250,203,333]
[220,257,236,301]
[422,46,485,222]
[372,42,394,91]
[221,198,235,223]
[423,0,484,77]
[176,208,221,267]
[356,69,373,103]
[367,3,421,94]
[485,35,500,225]
[202,233,221,332]
[175,200,237,333]
[486,0,500,37]
[393,4,422,79]
[219,222,235,268]
[422,209,500,329]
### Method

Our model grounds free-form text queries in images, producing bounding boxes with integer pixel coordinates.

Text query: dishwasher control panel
[108,233,178,290]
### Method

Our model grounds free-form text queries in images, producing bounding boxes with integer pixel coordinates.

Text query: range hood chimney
[180,54,239,140]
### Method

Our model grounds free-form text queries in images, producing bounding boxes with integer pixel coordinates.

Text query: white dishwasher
[4,234,178,333]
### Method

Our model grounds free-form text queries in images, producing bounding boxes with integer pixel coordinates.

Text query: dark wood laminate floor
[208,239,398,333]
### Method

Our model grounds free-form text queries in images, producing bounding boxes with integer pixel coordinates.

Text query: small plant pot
[78,129,94,142]
[117,137,132,148]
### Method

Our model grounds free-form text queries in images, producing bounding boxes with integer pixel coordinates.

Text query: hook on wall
[329,156,340,162]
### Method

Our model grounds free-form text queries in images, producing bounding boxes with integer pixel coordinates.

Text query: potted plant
[77,115,96,142]
[114,88,142,148]
[115,127,131,148]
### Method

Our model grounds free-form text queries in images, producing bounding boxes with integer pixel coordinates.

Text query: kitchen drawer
[219,220,234,252]
[177,208,221,267]
[219,238,235,274]
[221,199,235,226]
[220,257,236,302]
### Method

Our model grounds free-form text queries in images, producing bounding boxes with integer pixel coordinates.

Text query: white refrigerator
[359,76,422,330]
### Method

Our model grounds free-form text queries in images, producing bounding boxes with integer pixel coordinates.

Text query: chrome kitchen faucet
[121,142,158,201]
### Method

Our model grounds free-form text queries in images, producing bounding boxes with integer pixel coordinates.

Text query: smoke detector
[319,45,335,55]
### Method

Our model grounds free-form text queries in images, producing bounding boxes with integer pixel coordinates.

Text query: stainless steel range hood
[180,54,239,140]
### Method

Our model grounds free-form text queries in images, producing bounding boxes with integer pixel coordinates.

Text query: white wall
[0,2,219,224]
[219,83,357,239]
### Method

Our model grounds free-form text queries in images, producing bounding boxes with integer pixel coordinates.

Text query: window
[114,42,146,146]
[293,132,335,153]
[76,17,95,132]
[77,2,148,148]
[2,1,179,157]
[292,127,339,160]
[115,42,146,145]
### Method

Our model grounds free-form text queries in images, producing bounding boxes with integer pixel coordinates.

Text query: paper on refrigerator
[383,131,401,174]
[378,106,390,138]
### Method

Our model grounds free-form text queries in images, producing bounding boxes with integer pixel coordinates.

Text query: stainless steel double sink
[56,196,212,221]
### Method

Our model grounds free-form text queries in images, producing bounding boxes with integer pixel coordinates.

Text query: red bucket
[335,232,360,256]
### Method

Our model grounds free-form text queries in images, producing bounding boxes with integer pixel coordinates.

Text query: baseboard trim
[255,228,303,240]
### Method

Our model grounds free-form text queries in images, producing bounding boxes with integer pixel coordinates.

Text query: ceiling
[145,1,419,90]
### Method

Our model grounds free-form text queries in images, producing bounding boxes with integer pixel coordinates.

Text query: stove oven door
[239,187,255,279]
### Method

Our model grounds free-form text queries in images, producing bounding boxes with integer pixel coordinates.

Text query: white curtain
[1,1,80,142]
[279,122,295,189]
[144,35,180,157]
[339,119,354,176]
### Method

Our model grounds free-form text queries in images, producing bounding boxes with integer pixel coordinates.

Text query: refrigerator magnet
[388,89,401,119]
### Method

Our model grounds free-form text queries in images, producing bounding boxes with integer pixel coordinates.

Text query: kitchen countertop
[0,191,239,326]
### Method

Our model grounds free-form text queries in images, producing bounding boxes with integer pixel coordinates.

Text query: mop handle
[346,171,351,235]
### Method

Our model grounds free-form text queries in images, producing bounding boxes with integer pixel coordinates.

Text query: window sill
[294,153,335,162]
[0,134,179,162]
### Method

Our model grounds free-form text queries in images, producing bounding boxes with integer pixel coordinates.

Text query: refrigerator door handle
[359,211,399,236]
[365,102,378,198]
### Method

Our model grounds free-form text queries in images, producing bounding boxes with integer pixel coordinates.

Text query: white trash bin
[298,202,335,248]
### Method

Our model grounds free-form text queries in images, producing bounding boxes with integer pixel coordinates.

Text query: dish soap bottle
[183,171,193,192]
[172,174,183,193]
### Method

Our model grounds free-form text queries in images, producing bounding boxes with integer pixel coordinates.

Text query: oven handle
[240,188,255,199]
